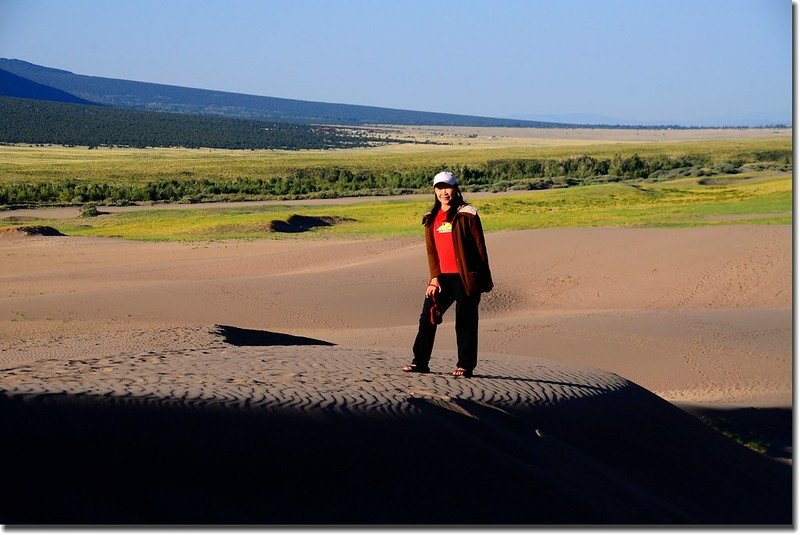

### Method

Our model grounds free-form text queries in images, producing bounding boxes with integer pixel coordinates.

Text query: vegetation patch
[694,408,791,462]
[79,203,102,217]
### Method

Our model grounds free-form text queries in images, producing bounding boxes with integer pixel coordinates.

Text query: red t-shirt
[433,209,458,274]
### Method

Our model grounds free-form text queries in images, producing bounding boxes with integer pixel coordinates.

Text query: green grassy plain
[1,133,791,240]
[0,136,790,185]
[2,172,790,241]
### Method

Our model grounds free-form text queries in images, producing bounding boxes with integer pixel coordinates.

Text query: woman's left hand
[426,278,440,297]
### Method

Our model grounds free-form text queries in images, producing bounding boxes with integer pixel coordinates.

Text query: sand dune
[0,223,792,524]
[0,340,790,524]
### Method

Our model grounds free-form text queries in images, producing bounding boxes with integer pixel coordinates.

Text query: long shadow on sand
[215,325,335,347]
[471,373,614,393]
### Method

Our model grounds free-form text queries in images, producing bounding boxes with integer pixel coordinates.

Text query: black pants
[412,274,481,372]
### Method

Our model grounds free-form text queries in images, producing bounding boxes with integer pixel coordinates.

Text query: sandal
[403,364,430,373]
[452,368,473,378]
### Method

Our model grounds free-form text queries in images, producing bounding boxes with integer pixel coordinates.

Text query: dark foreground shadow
[215,325,335,347]
[2,392,598,525]
[0,384,791,525]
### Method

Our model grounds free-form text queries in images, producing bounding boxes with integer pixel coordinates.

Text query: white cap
[433,171,457,186]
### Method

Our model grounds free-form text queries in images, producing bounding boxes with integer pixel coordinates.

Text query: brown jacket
[423,204,493,297]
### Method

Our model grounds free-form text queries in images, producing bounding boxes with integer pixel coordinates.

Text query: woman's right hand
[426,277,440,297]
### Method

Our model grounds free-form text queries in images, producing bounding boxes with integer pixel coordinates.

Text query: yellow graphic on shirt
[436,222,452,234]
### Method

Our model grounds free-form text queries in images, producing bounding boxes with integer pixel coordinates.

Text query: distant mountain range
[1,58,788,135]
[0,58,569,128]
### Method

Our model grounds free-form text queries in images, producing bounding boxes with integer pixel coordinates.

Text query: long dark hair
[425,185,466,226]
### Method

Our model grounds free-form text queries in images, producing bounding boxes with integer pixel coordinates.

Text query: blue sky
[0,0,792,126]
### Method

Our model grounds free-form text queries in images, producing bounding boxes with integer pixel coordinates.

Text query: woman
[403,171,493,378]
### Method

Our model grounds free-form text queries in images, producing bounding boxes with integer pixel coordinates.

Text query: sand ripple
[0,341,629,417]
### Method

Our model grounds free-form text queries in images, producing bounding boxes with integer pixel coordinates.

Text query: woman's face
[435,185,455,206]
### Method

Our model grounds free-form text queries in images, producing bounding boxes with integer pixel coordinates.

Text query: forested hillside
[0,96,387,149]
